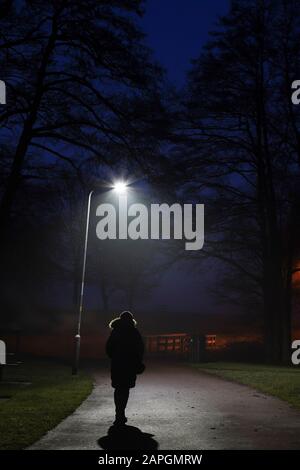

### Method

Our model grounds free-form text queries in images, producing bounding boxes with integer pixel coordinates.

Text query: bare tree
[177,0,300,363]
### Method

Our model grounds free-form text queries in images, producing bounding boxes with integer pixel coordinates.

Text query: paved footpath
[29,361,300,450]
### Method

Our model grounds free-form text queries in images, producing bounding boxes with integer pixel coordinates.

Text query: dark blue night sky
[141,0,230,85]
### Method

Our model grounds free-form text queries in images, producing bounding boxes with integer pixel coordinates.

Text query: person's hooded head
[109,310,137,330]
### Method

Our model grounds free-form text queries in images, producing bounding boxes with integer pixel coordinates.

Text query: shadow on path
[98,425,159,450]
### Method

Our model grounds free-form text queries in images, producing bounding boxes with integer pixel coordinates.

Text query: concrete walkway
[29,361,300,450]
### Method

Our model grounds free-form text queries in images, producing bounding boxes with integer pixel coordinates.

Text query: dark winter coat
[106,317,144,389]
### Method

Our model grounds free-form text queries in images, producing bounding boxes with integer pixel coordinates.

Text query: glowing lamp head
[113,181,128,194]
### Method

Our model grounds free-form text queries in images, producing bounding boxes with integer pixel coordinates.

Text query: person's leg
[114,387,130,423]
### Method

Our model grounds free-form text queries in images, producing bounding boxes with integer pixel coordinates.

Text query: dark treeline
[174,0,300,363]
[1,0,300,363]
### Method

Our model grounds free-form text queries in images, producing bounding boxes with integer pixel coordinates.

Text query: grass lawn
[191,362,300,409]
[0,359,93,450]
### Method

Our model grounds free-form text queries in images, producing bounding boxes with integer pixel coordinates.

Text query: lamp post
[72,181,128,375]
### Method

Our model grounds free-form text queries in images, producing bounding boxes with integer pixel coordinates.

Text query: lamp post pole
[72,190,94,375]
[71,181,128,375]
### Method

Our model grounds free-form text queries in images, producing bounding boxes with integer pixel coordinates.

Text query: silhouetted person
[106,311,144,426]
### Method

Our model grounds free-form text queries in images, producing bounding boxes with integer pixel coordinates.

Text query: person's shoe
[113,415,127,426]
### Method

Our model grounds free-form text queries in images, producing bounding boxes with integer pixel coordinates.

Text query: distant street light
[72,181,128,375]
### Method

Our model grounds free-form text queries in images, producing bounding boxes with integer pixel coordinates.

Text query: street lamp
[72,181,128,375]
[113,181,128,194]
